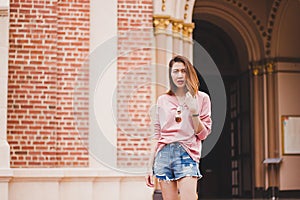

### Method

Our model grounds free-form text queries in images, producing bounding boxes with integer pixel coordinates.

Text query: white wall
[0,3,10,200]
[0,0,9,169]
[89,0,118,168]
[276,62,300,190]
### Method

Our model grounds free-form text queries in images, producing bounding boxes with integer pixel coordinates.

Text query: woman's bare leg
[177,177,198,200]
[160,180,179,200]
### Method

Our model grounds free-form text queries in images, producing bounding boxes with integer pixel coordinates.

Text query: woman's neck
[175,88,187,97]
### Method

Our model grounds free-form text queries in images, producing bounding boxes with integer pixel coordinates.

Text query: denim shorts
[153,142,202,181]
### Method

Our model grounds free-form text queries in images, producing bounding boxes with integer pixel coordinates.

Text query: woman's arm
[186,92,212,139]
[191,113,206,133]
[145,138,158,187]
[146,98,161,187]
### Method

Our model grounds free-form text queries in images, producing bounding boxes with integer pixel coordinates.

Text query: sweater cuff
[195,128,208,140]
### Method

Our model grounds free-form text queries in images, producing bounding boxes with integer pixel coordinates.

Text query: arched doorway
[151,0,265,198]
[193,9,256,199]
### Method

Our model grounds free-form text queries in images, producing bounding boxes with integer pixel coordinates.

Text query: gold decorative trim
[0,9,9,17]
[184,0,190,20]
[182,23,194,37]
[184,4,189,11]
[265,62,275,74]
[184,13,188,20]
[253,68,259,76]
[172,19,184,33]
[153,15,171,30]
[162,0,166,12]
[251,65,263,76]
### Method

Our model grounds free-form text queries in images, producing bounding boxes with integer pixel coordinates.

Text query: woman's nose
[178,71,183,77]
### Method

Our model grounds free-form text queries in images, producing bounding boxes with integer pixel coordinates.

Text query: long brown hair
[167,55,199,97]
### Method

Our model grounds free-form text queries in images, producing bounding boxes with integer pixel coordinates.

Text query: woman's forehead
[172,62,185,69]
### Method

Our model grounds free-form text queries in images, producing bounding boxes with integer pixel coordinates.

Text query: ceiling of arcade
[153,0,299,67]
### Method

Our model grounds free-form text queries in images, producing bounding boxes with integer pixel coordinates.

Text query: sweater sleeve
[153,96,161,140]
[195,93,212,140]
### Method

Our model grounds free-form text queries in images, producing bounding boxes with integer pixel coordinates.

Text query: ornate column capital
[251,65,264,76]
[171,18,184,33]
[153,15,171,30]
[265,61,275,74]
[182,23,195,37]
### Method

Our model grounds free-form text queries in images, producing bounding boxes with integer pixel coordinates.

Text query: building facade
[0,0,299,199]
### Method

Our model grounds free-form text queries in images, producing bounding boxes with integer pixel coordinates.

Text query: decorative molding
[153,15,171,30]
[0,9,8,17]
[265,0,282,56]
[251,65,264,76]
[224,0,282,57]
[184,1,189,20]
[265,61,275,74]
[252,67,260,76]
[172,18,184,33]
[153,16,195,38]
[182,23,194,37]
[161,0,166,12]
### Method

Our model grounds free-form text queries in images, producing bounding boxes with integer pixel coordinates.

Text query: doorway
[193,20,253,198]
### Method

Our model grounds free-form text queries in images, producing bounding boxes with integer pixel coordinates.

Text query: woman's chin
[176,85,186,89]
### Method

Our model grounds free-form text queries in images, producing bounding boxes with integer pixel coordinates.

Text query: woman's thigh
[178,177,198,200]
[159,180,179,200]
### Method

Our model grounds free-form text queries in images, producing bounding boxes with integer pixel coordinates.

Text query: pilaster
[0,3,11,200]
[0,1,10,169]
[182,22,194,61]
[153,15,173,97]
[265,61,280,186]
[250,64,266,193]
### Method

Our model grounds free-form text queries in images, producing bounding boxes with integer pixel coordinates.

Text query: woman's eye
[173,69,185,73]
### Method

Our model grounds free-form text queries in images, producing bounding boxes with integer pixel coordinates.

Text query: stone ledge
[7,168,145,180]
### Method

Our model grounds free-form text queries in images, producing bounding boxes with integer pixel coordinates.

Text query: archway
[151,0,265,198]
[192,1,263,198]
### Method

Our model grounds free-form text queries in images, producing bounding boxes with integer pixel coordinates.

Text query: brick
[117,0,153,167]
[8,0,90,168]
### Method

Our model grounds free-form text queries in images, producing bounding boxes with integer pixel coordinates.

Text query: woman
[145,55,212,200]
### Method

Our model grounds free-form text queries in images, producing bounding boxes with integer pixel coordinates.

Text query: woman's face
[171,62,186,89]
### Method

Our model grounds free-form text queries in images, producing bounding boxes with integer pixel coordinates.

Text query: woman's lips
[177,80,184,84]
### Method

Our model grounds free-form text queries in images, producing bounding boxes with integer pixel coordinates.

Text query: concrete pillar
[153,15,173,97]
[182,23,194,61]
[265,62,280,198]
[251,65,265,196]
[172,19,183,56]
[0,1,9,169]
[0,3,11,200]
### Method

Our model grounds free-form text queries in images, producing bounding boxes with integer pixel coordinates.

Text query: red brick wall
[117,0,153,167]
[7,0,90,167]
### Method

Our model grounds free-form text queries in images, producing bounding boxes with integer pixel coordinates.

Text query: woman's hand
[145,171,154,187]
[185,92,198,115]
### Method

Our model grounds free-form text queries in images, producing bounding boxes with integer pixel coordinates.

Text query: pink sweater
[153,91,212,162]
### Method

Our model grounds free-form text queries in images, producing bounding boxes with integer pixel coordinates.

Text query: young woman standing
[145,55,212,200]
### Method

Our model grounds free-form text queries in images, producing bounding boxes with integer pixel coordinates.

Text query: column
[0,2,10,169]
[153,15,173,197]
[251,65,265,197]
[0,3,11,200]
[182,23,194,61]
[265,62,280,198]
[153,15,173,97]
[172,18,183,55]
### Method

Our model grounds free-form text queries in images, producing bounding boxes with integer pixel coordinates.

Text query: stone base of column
[0,169,13,200]
[267,186,279,200]
[254,187,265,198]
